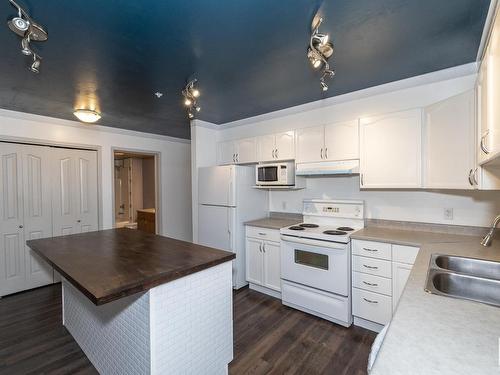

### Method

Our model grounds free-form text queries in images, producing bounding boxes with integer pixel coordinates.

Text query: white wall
[192,65,500,228]
[190,120,218,242]
[0,109,192,241]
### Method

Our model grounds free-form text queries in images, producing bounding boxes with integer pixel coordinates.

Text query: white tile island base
[62,262,233,375]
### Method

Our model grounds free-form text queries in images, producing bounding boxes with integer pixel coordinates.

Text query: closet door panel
[0,144,25,296]
[22,145,53,288]
[76,150,98,233]
[52,149,78,236]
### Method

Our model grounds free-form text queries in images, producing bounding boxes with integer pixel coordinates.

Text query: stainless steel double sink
[425,254,500,307]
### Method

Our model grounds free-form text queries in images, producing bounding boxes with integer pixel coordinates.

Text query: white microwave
[256,162,295,186]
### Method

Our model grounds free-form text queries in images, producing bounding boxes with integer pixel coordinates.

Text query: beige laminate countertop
[244,217,302,230]
[352,227,500,375]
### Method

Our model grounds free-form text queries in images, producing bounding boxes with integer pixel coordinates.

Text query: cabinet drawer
[352,240,391,260]
[246,226,280,242]
[352,271,392,296]
[352,288,392,325]
[392,245,419,264]
[352,255,392,278]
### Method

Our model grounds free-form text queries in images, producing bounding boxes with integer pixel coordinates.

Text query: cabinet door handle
[363,264,378,270]
[360,173,364,186]
[236,153,239,163]
[272,149,275,158]
[259,244,262,252]
[275,149,278,159]
[77,220,81,223]
[325,147,328,159]
[468,169,474,186]
[258,232,266,236]
[362,247,378,252]
[262,243,266,253]
[472,167,479,185]
[363,297,378,304]
[480,131,491,154]
[320,148,324,159]
[363,281,378,287]
[232,154,235,162]
[19,225,23,229]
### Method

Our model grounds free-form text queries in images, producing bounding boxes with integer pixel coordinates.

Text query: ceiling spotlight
[73,109,101,123]
[307,15,335,92]
[21,35,32,55]
[182,78,201,119]
[29,54,40,73]
[8,0,48,73]
[320,79,328,92]
[154,91,164,98]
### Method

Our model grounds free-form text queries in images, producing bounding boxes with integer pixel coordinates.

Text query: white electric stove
[280,199,365,327]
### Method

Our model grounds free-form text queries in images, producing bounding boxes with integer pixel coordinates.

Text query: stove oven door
[281,238,349,296]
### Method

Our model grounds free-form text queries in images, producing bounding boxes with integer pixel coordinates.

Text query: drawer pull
[363,247,378,252]
[363,297,378,304]
[258,232,267,236]
[363,264,379,270]
[362,281,378,287]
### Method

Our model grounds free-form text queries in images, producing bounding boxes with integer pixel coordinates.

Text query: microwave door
[258,166,278,184]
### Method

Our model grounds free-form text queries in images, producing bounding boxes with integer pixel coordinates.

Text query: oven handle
[280,235,348,250]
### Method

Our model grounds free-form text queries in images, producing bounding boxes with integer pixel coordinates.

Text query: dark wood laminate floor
[0,285,376,375]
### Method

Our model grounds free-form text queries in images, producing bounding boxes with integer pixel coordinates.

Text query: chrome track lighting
[7,0,48,73]
[182,79,201,120]
[307,16,335,92]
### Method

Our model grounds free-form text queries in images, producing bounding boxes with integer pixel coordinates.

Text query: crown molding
[0,108,191,144]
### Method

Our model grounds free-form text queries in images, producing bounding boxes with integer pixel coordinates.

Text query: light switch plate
[444,208,454,220]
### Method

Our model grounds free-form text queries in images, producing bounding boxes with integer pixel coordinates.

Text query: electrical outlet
[444,208,454,220]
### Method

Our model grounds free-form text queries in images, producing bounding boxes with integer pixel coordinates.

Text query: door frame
[0,136,103,231]
[111,147,162,234]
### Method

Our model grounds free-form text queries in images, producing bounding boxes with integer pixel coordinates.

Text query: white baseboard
[354,316,385,333]
[249,283,281,299]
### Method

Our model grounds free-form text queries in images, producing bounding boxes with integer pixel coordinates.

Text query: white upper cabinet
[257,131,295,162]
[257,134,275,161]
[360,109,422,188]
[217,138,257,165]
[235,138,257,164]
[295,125,325,163]
[217,141,235,165]
[479,6,500,164]
[424,90,476,189]
[324,120,359,161]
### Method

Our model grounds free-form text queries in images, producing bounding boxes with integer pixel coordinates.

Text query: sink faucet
[481,214,500,246]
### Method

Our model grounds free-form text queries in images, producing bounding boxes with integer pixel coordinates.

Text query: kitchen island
[27,228,235,375]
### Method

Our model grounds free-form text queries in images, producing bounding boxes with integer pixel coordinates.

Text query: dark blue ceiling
[0,0,490,139]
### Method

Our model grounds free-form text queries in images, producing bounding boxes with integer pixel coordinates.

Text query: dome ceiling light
[307,15,335,92]
[182,79,201,120]
[73,109,102,123]
[7,0,48,73]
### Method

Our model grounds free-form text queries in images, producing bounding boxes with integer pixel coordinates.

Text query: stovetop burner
[299,223,319,228]
[337,227,354,232]
[289,226,305,231]
[323,230,347,236]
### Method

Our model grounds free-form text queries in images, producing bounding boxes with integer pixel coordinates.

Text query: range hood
[295,160,360,176]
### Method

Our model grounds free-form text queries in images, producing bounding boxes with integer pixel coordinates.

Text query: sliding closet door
[75,149,98,233]
[52,148,98,235]
[0,144,25,296]
[22,145,54,289]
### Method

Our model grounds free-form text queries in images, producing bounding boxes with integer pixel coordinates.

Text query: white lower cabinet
[351,239,419,332]
[245,226,281,297]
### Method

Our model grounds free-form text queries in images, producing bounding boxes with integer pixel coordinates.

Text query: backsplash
[269,176,500,228]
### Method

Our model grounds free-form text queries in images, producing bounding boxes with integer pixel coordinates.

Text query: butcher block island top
[27,228,235,305]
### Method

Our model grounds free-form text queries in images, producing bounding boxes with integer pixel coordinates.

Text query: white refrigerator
[198,165,268,289]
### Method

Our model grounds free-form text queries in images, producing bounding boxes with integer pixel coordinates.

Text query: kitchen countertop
[27,228,235,305]
[244,216,302,230]
[352,227,500,375]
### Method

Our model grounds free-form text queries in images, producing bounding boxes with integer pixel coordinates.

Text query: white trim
[217,63,478,130]
[477,0,499,62]
[191,119,219,130]
[0,108,191,144]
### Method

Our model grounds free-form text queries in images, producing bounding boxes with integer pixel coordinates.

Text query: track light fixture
[7,0,48,73]
[182,79,201,120]
[307,16,334,92]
